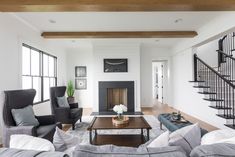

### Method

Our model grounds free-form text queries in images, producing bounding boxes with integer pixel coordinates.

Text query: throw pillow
[147,131,169,148]
[53,127,79,152]
[10,134,55,151]
[201,129,235,145]
[11,105,39,126]
[217,136,235,145]
[57,96,70,108]
[169,123,201,155]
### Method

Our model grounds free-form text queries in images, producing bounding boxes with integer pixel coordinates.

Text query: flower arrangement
[113,104,127,120]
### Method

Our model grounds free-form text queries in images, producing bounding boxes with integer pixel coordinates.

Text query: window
[22,44,57,103]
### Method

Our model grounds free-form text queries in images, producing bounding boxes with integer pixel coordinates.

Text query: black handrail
[217,50,235,60]
[194,54,235,88]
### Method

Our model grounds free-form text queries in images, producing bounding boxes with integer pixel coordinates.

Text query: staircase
[190,32,235,129]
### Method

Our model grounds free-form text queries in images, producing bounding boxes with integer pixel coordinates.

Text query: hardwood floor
[63,108,93,131]
[142,102,218,132]
[63,103,217,132]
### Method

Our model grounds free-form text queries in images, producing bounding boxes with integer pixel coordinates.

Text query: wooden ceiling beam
[41,31,198,39]
[1,0,235,11]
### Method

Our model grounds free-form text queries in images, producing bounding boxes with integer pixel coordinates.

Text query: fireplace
[99,81,134,112]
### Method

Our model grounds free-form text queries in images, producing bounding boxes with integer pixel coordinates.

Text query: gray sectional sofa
[1,143,235,157]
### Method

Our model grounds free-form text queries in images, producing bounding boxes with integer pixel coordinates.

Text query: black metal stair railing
[218,32,235,84]
[193,54,235,129]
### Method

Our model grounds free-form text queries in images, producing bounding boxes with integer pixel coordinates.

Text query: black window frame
[22,43,57,104]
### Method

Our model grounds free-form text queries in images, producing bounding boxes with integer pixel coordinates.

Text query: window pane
[22,76,32,89]
[22,46,30,75]
[33,77,41,103]
[43,54,48,76]
[43,78,50,100]
[49,56,55,77]
[50,78,55,87]
[31,49,40,76]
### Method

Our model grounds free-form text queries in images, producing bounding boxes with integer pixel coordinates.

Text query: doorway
[152,61,167,104]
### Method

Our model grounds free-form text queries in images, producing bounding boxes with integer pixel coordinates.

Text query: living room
[1,1,235,157]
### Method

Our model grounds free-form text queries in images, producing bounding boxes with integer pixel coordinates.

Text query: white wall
[66,44,93,108]
[93,43,141,112]
[140,44,172,107]
[171,48,227,129]
[66,43,172,110]
[170,12,235,129]
[197,39,219,68]
[0,13,67,143]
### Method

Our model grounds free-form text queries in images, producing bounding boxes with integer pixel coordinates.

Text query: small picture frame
[75,79,87,90]
[75,66,87,77]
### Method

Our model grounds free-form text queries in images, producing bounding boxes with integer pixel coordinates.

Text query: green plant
[67,80,75,97]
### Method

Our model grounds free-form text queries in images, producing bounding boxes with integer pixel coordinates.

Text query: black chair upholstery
[2,89,62,147]
[50,86,83,130]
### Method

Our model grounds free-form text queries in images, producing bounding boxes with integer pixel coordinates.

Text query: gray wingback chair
[2,89,62,147]
[50,86,83,130]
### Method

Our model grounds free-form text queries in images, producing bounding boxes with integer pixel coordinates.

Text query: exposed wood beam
[41,31,198,39]
[1,0,235,12]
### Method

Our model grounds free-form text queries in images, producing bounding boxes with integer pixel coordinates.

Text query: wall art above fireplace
[104,59,128,72]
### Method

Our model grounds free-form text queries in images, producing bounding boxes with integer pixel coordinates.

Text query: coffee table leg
[147,129,150,141]
[95,129,97,135]
[141,128,143,136]
[89,130,92,144]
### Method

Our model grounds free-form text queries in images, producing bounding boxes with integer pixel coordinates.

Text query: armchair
[2,89,62,147]
[50,86,83,130]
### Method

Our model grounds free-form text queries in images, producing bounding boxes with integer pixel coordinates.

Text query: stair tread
[198,92,216,95]
[193,86,210,88]
[203,98,224,101]
[209,106,232,110]
[189,81,205,83]
[222,75,230,77]
[225,124,235,129]
[217,114,235,119]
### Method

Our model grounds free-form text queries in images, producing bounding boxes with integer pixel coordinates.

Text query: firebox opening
[107,88,128,111]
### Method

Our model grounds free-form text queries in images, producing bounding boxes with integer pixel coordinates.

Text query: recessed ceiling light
[49,19,56,24]
[174,18,183,23]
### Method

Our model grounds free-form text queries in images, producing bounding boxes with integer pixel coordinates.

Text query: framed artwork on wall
[104,59,128,72]
[75,79,87,90]
[75,66,87,77]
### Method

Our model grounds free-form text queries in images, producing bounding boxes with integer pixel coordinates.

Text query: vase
[67,96,75,104]
[117,113,123,120]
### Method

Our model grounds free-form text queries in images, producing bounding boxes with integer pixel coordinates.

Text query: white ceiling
[13,12,224,48]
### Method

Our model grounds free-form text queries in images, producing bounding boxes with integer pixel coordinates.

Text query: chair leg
[72,123,75,130]
[80,118,82,122]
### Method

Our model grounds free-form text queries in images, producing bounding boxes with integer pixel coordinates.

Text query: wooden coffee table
[87,116,152,147]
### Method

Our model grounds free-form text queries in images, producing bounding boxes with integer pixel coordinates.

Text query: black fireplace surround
[99,81,135,112]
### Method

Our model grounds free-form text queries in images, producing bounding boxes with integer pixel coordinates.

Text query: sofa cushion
[57,96,69,108]
[37,124,56,138]
[169,123,201,156]
[190,143,235,157]
[10,134,55,152]
[73,144,187,157]
[201,129,235,145]
[0,148,68,157]
[11,105,39,127]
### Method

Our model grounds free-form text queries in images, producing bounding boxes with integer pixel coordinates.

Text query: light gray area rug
[66,115,166,145]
